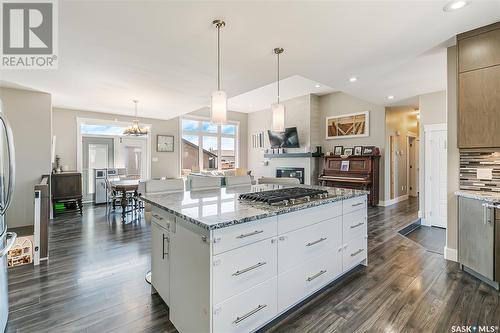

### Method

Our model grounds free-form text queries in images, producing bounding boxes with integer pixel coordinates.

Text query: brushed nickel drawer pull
[232,262,267,276]
[233,304,267,324]
[236,230,264,239]
[352,202,364,207]
[152,214,164,220]
[350,222,365,229]
[350,248,364,257]
[306,237,327,247]
[306,270,327,282]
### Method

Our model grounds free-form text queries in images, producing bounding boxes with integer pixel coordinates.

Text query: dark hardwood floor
[6,198,500,332]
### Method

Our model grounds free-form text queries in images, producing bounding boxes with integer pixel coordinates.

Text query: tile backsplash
[460,150,500,192]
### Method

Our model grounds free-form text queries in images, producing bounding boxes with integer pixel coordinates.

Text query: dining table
[110,179,140,219]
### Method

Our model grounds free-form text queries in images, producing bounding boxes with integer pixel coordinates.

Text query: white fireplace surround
[254,156,320,185]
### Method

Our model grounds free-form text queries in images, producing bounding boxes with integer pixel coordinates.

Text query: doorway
[408,137,419,197]
[424,124,447,229]
[82,137,114,202]
[115,137,148,179]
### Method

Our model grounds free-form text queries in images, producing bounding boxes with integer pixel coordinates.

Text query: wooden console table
[51,172,83,217]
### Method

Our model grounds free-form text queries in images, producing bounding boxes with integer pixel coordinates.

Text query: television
[268,127,300,148]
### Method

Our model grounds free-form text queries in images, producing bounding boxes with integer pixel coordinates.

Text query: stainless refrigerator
[0,100,16,333]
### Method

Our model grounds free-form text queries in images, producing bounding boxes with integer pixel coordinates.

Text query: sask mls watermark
[0,0,58,69]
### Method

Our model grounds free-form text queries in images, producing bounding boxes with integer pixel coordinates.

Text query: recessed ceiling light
[387,95,394,100]
[443,0,468,12]
[349,77,357,82]
[315,84,321,88]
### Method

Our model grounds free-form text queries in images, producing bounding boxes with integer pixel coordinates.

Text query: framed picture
[343,148,353,156]
[157,135,174,152]
[354,146,363,156]
[334,146,343,156]
[325,111,369,139]
[362,146,375,156]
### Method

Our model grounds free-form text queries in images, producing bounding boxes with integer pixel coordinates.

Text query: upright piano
[318,153,380,206]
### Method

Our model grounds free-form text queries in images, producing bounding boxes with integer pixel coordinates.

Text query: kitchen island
[142,184,368,333]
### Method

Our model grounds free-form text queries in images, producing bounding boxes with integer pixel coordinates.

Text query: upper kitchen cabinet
[458,27,500,73]
[457,22,500,148]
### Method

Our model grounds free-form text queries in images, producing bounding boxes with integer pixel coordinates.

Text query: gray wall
[0,87,52,228]
[247,95,312,178]
[447,46,459,253]
[318,92,387,201]
[418,90,447,220]
[52,108,180,178]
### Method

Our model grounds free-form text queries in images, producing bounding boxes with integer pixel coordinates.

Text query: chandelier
[124,100,148,136]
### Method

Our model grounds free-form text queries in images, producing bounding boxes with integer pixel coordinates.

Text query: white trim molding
[378,194,409,207]
[444,247,458,262]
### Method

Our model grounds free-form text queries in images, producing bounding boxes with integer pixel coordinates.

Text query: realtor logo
[1,0,58,68]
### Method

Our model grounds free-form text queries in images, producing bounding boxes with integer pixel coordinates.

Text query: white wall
[53,108,180,179]
[318,92,387,201]
[0,87,52,228]
[418,90,447,222]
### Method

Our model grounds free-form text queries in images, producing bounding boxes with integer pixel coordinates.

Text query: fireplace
[276,167,305,184]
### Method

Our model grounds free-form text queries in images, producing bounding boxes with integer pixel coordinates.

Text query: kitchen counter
[142,184,368,230]
[147,184,369,332]
[455,190,500,204]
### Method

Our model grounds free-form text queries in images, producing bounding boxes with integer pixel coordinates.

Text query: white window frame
[76,117,152,179]
[180,115,239,172]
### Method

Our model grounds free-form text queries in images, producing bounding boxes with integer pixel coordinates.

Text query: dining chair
[105,178,120,214]
[188,175,222,191]
[225,175,252,187]
[257,177,301,185]
[141,178,185,223]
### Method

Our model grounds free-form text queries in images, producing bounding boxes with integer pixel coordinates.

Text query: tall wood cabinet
[457,22,500,148]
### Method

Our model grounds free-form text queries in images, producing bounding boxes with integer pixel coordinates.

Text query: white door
[425,125,447,228]
[115,137,148,179]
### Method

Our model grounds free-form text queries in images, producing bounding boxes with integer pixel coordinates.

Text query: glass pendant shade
[272,103,285,132]
[211,90,227,125]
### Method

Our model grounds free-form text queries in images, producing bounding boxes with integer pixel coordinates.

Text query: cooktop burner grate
[239,187,329,205]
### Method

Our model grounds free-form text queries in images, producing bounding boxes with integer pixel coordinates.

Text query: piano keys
[319,153,380,206]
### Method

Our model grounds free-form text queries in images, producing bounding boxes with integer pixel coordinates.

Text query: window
[181,117,238,175]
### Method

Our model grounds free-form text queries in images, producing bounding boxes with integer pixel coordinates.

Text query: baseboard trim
[444,247,458,262]
[378,194,409,207]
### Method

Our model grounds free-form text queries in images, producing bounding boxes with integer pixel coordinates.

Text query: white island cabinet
[144,185,368,333]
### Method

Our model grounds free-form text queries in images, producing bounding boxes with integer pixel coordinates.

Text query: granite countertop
[455,190,500,204]
[142,184,368,230]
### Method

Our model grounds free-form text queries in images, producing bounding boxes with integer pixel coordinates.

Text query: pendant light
[210,19,227,125]
[272,47,285,132]
[123,100,148,136]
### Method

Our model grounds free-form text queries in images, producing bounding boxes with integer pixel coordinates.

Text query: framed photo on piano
[354,146,363,156]
[362,146,375,155]
[334,146,343,156]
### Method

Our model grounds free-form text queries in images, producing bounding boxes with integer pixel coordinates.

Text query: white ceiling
[0,1,498,119]
[228,75,334,113]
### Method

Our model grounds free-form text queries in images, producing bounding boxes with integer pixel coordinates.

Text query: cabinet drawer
[343,236,367,272]
[343,209,367,243]
[343,196,367,215]
[278,216,342,273]
[151,209,174,230]
[212,237,277,304]
[212,217,277,255]
[278,250,341,313]
[277,201,342,234]
[213,277,277,333]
